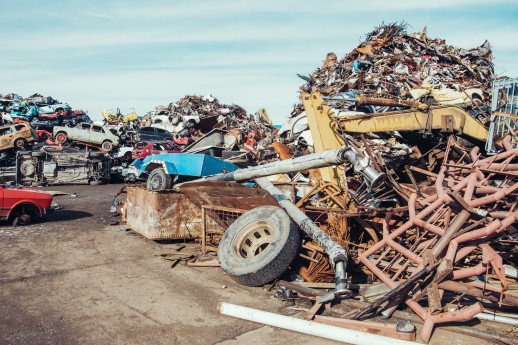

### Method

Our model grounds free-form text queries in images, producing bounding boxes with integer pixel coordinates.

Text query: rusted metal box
[126,182,279,240]
[126,186,202,239]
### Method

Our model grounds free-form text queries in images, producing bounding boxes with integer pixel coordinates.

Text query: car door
[6,126,16,146]
[72,123,91,141]
[90,125,104,144]
[0,126,13,149]
[0,186,4,218]
[139,127,154,142]
[155,128,171,141]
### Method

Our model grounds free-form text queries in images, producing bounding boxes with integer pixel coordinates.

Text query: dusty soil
[0,184,508,344]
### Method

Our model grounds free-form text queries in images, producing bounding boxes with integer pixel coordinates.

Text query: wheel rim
[15,140,24,147]
[149,174,163,190]
[232,220,275,258]
[56,134,66,143]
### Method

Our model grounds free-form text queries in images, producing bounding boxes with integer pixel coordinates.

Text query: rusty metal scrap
[296,23,493,124]
[355,137,518,342]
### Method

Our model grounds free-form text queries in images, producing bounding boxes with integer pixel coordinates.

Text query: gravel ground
[0,183,500,345]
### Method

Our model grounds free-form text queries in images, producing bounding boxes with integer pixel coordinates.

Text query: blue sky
[1,0,517,123]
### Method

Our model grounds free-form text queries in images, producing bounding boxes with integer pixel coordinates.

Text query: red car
[132,141,182,160]
[0,185,53,225]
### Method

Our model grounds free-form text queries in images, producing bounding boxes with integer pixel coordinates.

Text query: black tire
[125,173,137,183]
[101,140,113,151]
[123,151,133,162]
[13,213,32,226]
[146,168,172,191]
[14,138,26,148]
[218,206,300,286]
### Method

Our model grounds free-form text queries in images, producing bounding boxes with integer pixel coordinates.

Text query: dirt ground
[0,183,508,345]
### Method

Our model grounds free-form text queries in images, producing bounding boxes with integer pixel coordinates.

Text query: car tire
[146,168,172,191]
[102,140,113,151]
[218,206,300,287]
[55,132,68,144]
[14,138,26,148]
[20,161,36,176]
[125,173,137,183]
[123,151,133,162]
[13,213,32,226]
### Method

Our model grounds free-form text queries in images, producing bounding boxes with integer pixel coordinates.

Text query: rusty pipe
[421,303,483,343]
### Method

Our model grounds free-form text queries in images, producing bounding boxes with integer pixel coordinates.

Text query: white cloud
[1,0,517,123]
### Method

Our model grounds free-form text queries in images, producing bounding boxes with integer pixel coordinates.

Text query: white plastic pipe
[476,312,518,326]
[218,302,419,345]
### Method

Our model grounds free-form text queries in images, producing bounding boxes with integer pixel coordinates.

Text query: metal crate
[486,77,518,154]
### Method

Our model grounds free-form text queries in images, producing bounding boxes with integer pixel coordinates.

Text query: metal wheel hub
[150,174,163,190]
[232,220,275,258]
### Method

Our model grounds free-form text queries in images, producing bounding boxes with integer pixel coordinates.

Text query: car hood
[5,187,53,197]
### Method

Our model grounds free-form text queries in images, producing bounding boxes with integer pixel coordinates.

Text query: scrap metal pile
[157,25,516,343]
[0,92,90,129]
[0,90,278,186]
[298,23,493,122]
[139,94,275,157]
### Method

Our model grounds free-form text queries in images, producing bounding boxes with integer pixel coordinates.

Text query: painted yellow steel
[303,92,488,143]
[302,92,344,184]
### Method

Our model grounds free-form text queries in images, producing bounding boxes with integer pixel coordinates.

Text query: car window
[80,123,91,130]
[0,127,13,136]
[92,125,103,133]
[140,127,152,133]
[14,124,26,132]
[155,128,166,133]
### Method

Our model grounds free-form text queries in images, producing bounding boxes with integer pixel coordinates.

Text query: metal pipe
[207,146,385,188]
[255,178,347,266]
[211,147,349,182]
[255,177,350,298]
[218,302,420,345]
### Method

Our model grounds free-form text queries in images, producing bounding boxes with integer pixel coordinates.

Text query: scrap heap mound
[297,23,494,121]
[169,94,247,120]
[142,94,248,129]
[141,94,275,159]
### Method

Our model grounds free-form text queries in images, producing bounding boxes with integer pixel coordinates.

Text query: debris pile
[0,92,89,129]
[115,26,517,344]
[141,94,247,134]
[138,94,276,162]
[296,23,494,123]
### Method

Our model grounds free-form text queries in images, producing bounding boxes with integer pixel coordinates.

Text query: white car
[53,122,120,151]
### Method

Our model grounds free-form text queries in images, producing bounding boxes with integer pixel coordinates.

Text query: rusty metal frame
[201,205,246,254]
[357,138,518,343]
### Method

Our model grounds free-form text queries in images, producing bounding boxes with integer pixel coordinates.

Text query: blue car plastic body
[38,103,71,114]
[10,103,39,121]
[132,153,239,179]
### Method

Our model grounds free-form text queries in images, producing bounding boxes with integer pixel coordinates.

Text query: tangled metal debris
[297,23,493,123]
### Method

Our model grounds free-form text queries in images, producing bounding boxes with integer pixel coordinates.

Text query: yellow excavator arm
[303,92,489,143]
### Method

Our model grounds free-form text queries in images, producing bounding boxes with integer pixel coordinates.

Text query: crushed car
[16,147,111,186]
[0,123,37,152]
